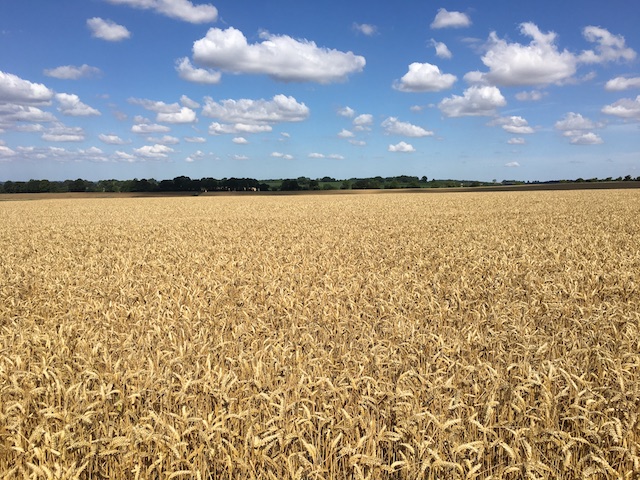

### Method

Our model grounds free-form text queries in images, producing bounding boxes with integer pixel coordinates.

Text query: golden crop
[1,190,639,479]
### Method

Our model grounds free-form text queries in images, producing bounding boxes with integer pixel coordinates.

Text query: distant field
[1,191,639,479]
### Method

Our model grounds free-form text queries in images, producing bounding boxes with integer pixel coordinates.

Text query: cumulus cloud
[105,0,218,23]
[180,95,200,109]
[55,93,100,116]
[192,27,365,83]
[438,85,506,117]
[431,39,452,59]
[382,117,433,137]
[185,150,205,162]
[115,150,136,162]
[202,94,309,127]
[44,64,102,80]
[131,122,171,134]
[490,116,535,134]
[146,135,179,144]
[308,152,325,158]
[133,144,174,158]
[157,107,196,123]
[0,71,54,104]
[0,104,56,125]
[271,151,293,160]
[232,136,248,144]
[175,57,221,84]
[393,62,456,92]
[208,122,272,135]
[481,23,577,86]
[350,139,366,146]
[337,106,355,118]
[309,152,344,160]
[42,124,85,142]
[431,8,471,29]
[569,132,603,145]
[605,76,640,91]
[515,90,547,101]
[555,112,604,144]
[353,113,373,130]
[388,141,415,152]
[353,23,377,36]
[601,95,640,119]
[579,26,636,64]
[99,133,129,145]
[337,129,354,138]
[87,18,131,41]
[505,161,521,167]
[184,136,206,143]
[507,138,526,145]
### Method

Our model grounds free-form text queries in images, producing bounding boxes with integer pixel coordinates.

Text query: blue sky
[1,0,639,182]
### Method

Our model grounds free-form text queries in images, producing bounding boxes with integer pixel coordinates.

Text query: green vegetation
[1,174,639,194]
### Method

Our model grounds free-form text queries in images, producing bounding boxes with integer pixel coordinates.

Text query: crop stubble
[1,190,639,479]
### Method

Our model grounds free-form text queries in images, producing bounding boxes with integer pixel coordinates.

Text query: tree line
[1,174,638,194]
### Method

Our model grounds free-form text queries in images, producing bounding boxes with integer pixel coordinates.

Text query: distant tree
[421,176,428,183]
[340,180,351,190]
[280,179,301,191]
[624,175,632,181]
[320,176,336,182]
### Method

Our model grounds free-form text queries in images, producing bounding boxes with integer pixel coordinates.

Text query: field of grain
[1,190,639,479]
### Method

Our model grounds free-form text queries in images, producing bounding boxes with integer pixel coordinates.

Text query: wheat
[1,190,639,478]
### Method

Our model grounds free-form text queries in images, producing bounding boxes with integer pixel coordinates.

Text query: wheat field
[1,190,639,479]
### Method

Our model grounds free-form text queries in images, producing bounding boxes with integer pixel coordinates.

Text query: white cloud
[308,152,325,158]
[328,153,344,160]
[388,141,415,153]
[232,154,249,160]
[555,112,598,131]
[569,132,603,145]
[134,144,174,158]
[157,106,196,124]
[180,95,200,109]
[232,136,248,144]
[431,40,452,59]
[605,76,640,91]
[0,71,54,104]
[131,123,171,134]
[337,129,354,138]
[115,150,137,162]
[192,27,366,83]
[353,113,373,130]
[55,93,100,116]
[208,122,272,135]
[202,94,309,126]
[87,18,131,42]
[382,117,433,137]
[271,151,293,160]
[280,132,290,138]
[349,139,366,146]
[393,62,456,92]
[0,144,16,158]
[507,138,526,145]
[185,150,205,162]
[555,112,604,144]
[515,90,546,101]
[105,0,218,23]
[579,26,636,64]
[353,23,377,36]
[184,136,206,143]
[481,23,577,86]
[337,106,355,118]
[99,133,129,145]
[0,104,56,124]
[42,124,85,142]
[602,95,640,119]
[505,161,520,167]
[44,64,102,80]
[175,57,221,84]
[491,116,535,134]
[146,135,179,144]
[129,97,180,113]
[431,8,471,29]
[438,85,506,117]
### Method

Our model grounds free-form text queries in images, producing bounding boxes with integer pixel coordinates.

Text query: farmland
[1,190,639,479]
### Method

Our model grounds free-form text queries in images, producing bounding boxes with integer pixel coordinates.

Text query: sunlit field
[1,190,639,479]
